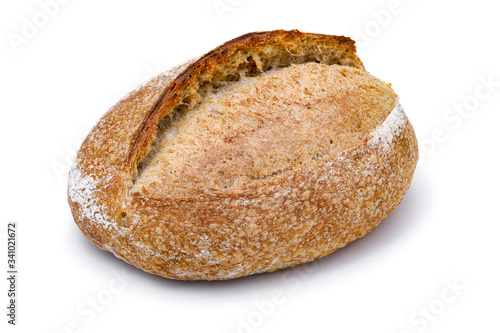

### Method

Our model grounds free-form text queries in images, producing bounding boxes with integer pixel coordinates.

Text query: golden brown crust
[68,30,418,280]
[133,63,397,197]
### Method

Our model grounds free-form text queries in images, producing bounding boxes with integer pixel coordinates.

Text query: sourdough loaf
[68,30,418,280]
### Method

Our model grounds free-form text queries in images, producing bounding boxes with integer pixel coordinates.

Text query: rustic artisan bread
[68,30,418,280]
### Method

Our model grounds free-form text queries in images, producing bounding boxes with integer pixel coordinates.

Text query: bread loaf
[68,30,418,280]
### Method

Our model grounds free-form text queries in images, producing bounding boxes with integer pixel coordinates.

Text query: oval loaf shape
[68,30,418,280]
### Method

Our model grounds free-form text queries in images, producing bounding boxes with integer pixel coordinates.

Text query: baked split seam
[68,30,418,280]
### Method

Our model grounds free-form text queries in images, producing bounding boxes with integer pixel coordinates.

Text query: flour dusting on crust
[68,166,114,230]
[369,98,406,151]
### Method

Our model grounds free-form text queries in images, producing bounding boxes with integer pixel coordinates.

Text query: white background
[1,0,499,332]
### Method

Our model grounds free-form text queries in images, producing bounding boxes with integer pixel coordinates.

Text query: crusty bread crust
[68,30,418,280]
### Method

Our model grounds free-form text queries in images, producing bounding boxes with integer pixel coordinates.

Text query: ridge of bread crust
[68,30,418,280]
